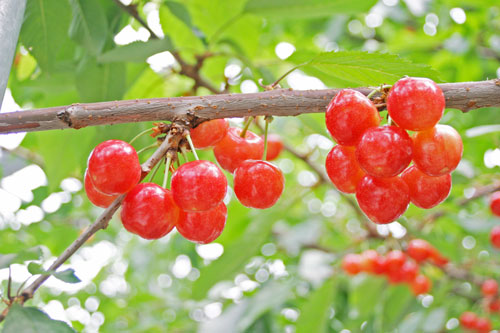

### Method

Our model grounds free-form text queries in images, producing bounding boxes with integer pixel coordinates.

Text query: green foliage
[68,0,108,56]
[27,263,80,284]
[0,247,42,269]
[2,304,74,333]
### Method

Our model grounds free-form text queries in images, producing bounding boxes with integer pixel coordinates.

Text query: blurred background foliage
[0,0,500,332]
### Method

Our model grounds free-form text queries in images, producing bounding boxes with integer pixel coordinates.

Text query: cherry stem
[387,115,393,126]
[366,84,392,100]
[129,128,153,145]
[185,134,199,160]
[240,116,253,138]
[148,156,164,182]
[180,146,190,162]
[262,117,270,161]
[162,155,172,188]
[137,143,158,155]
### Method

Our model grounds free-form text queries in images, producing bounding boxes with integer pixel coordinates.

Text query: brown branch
[1,80,499,135]
[15,124,184,307]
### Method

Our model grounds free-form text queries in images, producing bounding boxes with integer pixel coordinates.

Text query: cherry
[121,183,179,239]
[214,127,264,172]
[356,126,413,178]
[325,145,365,193]
[325,89,381,146]
[490,191,500,217]
[429,251,449,267]
[373,255,388,275]
[387,269,405,284]
[481,279,498,297]
[190,119,229,149]
[342,253,362,275]
[491,226,500,249]
[401,260,419,283]
[263,134,284,161]
[356,175,410,224]
[84,169,118,208]
[176,202,227,244]
[412,124,463,177]
[460,312,478,329]
[488,299,500,312]
[171,160,227,212]
[387,77,445,131]
[411,274,431,295]
[386,250,406,273]
[233,160,284,209]
[87,140,141,195]
[401,165,451,209]
[360,250,379,273]
[475,317,492,333]
[407,239,433,262]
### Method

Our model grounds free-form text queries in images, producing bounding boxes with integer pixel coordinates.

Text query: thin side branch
[1,80,499,135]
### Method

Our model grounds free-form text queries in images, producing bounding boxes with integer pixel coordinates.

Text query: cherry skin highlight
[412,124,463,177]
[171,160,227,212]
[84,169,118,208]
[411,274,431,295]
[263,134,284,161]
[325,145,365,193]
[387,77,445,131]
[121,183,179,239]
[355,175,410,224]
[481,279,498,297]
[190,119,229,149]
[407,239,433,262]
[233,160,284,209]
[356,126,413,178]
[176,202,227,244]
[342,254,362,275]
[401,165,451,209]
[87,140,141,195]
[325,89,381,146]
[214,127,264,172]
[491,226,500,249]
[490,191,500,217]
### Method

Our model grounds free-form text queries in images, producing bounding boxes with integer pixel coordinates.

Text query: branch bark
[1,80,499,135]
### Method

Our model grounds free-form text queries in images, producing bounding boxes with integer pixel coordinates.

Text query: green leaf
[296,279,335,333]
[75,58,126,102]
[98,38,174,63]
[19,0,72,73]
[288,51,441,87]
[164,2,207,45]
[68,0,108,55]
[28,263,80,284]
[422,308,447,332]
[0,247,42,269]
[2,304,75,333]
[244,0,377,18]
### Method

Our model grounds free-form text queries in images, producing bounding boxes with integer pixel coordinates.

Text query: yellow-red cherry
[387,77,444,131]
[176,202,227,244]
[171,160,227,212]
[190,119,229,149]
[326,145,365,193]
[214,127,264,172]
[87,140,141,195]
[84,169,118,208]
[342,254,362,275]
[325,89,380,146]
[411,274,431,295]
[120,183,179,239]
[356,126,413,178]
[412,124,463,177]
[233,160,284,209]
[401,165,451,209]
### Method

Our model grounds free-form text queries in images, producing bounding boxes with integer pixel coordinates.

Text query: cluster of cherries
[341,239,446,296]
[84,119,284,243]
[460,312,493,333]
[325,77,463,223]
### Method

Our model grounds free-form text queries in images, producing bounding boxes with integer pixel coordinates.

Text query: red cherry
[373,255,388,275]
[401,260,419,282]
[488,299,500,312]
[411,274,432,295]
[121,183,179,239]
[412,125,463,177]
[190,119,229,149]
[233,160,284,209]
[482,279,499,297]
[401,165,451,209]
[491,226,500,249]
[490,191,500,217]
[176,202,227,244]
[386,250,406,273]
[360,250,379,274]
[214,127,264,172]
[429,251,449,267]
[356,175,410,224]
[325,145,365,193]
[387,269,405,284]
[356,126,413,178]
[342,254,362,275]
[87,140,141,195]
[171,160,227,212]
[84,169,118,208]
[460,312,478,329]
[475,317,492,333]
[325,89,381,146]
[407,239,433,262]
[387,77,445,131]
[263,134,284,161]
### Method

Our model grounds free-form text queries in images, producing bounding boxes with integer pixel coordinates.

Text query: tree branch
[1,80,499,135]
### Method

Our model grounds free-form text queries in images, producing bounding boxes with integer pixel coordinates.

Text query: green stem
[366,88,379,99]
[240,117,253,138]
[137,143,157,155]
[162,155,172,189]
[129,128,152,145]
[270,64,304,88]
[148,157,163,182]
[180,146,190,162]
[262,119,270,161]
[185,134,199,160]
